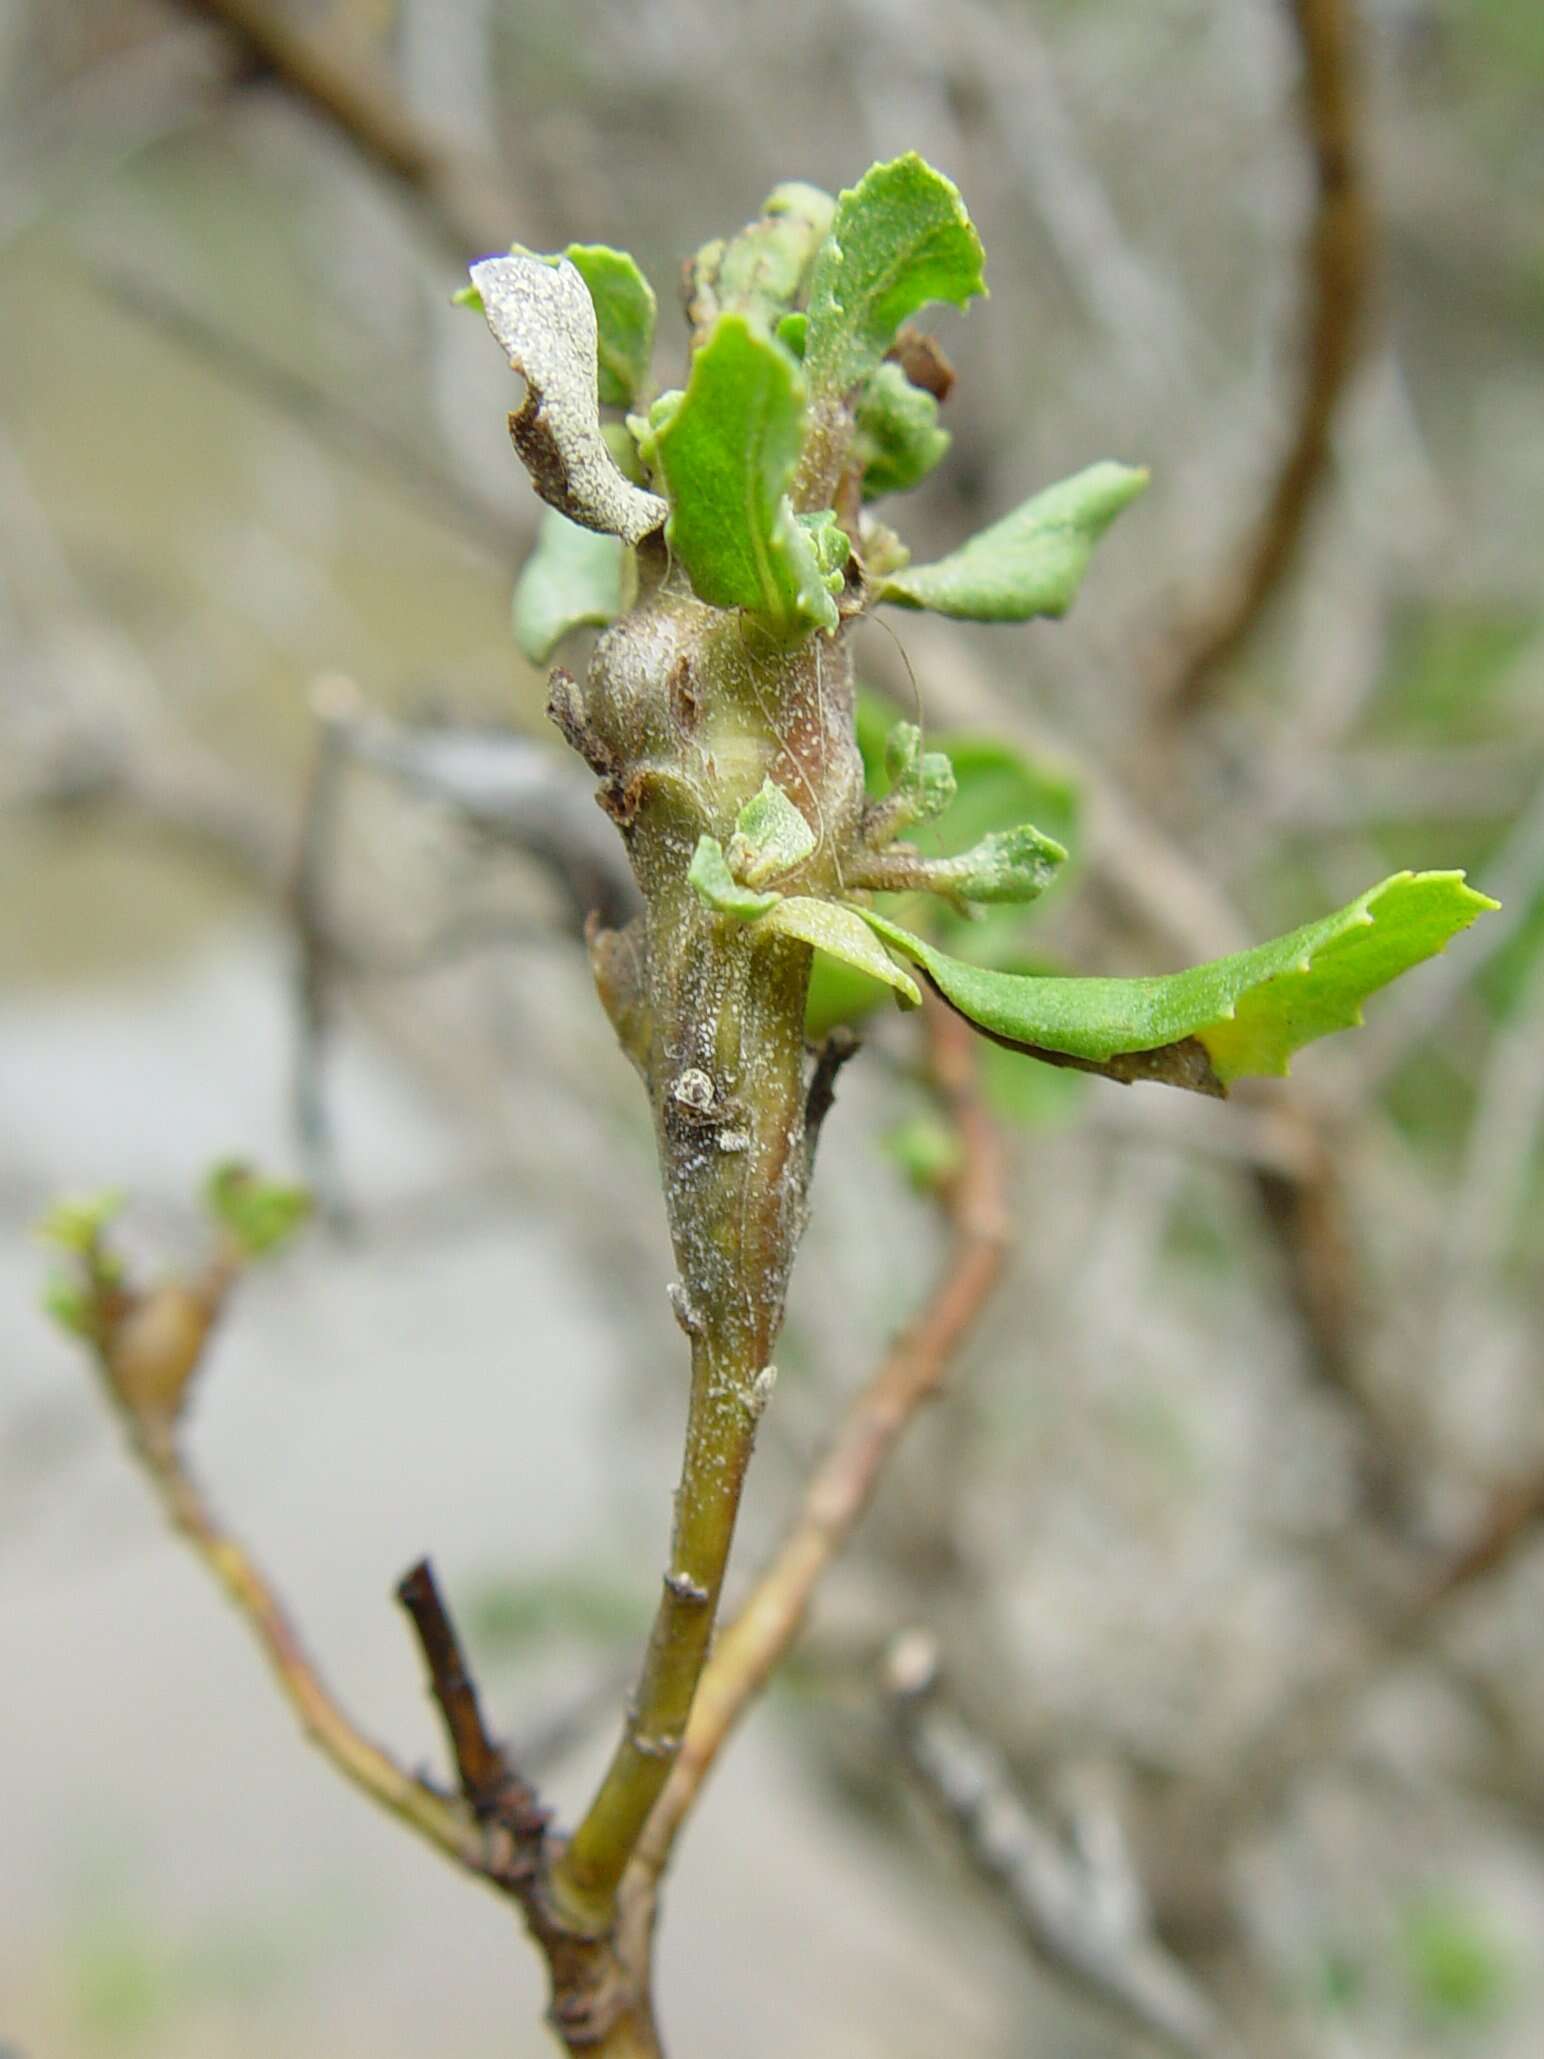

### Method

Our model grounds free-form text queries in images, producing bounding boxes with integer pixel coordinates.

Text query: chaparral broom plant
[45,157,1495,2055]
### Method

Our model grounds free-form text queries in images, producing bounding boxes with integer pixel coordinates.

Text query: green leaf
[854,362,950,500]
[204,1162,312,1259]
[804,951,896,1038]
[776,312,808,357]
[626,388,684,476]
[803,155,986,398]
[878,461,1148,622]
[860,872,1497,1094]
[468,254,668,544]
[43,1273,99,1339]
[689,183,836,337]
[880,719,957,830]
[511,510,626,663]
[652,314,837,636]
[563,244,656,409]
[727,777,816,886]
[797,508,851,593]
[36,1189,124,1253]
[929,823,1067,904]
[687,835,781,921]
[759,897,921,1006]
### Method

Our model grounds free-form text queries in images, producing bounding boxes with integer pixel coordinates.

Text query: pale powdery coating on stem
[470,254,668,546]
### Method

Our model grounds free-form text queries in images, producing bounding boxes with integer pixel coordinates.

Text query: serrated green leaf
[469,253,667,544]
[860,872,1497,1093]
[760,897,921,1006]
[803,155,986,400]
[688,835,781,920]
[563,244,656,409]
[727,778,816,886]
[878,461,1148,622]
[511,510,625,663]
[204,1162,312,1259]
[652,314,837,636]
[36,1189,124,1253]
[854,362,951,500]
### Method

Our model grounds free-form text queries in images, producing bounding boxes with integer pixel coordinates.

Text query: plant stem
[129,1421,480,1872]
[625,1006,1008,1900]
[551,915,812,1933]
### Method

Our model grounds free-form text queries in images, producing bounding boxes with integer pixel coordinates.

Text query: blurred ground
[3,2,1543,2055]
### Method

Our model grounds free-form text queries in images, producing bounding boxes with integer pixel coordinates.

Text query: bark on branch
[1152,0,1371,724]
[623,1004,1010,1917]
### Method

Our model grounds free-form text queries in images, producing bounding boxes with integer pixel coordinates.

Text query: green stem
[550,917,811,1934]
[549,1328,760,1932]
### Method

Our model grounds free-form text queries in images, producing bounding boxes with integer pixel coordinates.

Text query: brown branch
[622,1002,1010,1913]
[125,1420,482,1873]
[396,1559,540,1824]
[394,1555,663,2054]
[181,0,512,258]
[1153,0,1372,723]
[104,1288,659,2053]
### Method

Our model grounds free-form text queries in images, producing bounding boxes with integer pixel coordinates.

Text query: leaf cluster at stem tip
[478,153,1148,652]
[471,160,1499,1096]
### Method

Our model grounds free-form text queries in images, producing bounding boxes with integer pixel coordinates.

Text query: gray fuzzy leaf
[470,254,667,545]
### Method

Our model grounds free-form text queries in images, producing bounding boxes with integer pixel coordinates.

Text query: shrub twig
[624,1002,1009,1912]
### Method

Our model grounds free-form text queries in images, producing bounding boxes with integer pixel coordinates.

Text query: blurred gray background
[3,2,1542,2054]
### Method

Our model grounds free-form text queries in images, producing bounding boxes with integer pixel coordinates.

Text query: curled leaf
[860,872,1496,1093]
[759,897,921,1007]
[469,254,668,545]
[878,461,1148,622]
